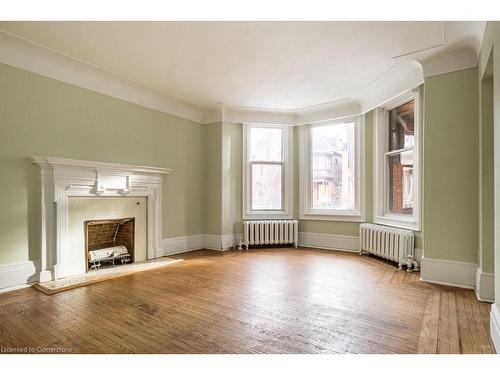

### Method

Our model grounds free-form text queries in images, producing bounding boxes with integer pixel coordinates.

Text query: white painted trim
[29,155,173,175]
[224,106,296,126]
[0,283,34,294]
[0,260,39,291]
[0,29,421,127]
[491,304,500,354]
[299,115,365,222]
[294,100,362,126]
[204,235,225,251]
[298,232,422,265]
[221,234,237,250]
[30,156,171,281]
[475,268,495,303]
[162,235,204,255]
[420,48,480,78]
[298,232,359,252]
[242,124,294,220]
[2,29,476,127]
[373,89,421,231]
[358,61,424,113]
[162,234,238,254]
[0,30,205,123]
[420,257,477,289]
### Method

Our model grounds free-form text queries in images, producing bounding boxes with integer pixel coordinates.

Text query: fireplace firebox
[84,218,135,271]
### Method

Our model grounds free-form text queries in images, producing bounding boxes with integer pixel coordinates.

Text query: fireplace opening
[84,218,135,271]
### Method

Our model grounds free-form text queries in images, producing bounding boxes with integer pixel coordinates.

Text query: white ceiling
[0,21,486,112]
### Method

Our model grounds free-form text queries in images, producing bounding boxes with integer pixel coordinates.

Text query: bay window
[374,89,420,230]
[300,116,364,221]
[243,124,293,219]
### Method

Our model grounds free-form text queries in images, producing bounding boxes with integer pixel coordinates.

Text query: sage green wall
[480,74,494,273]
[478,21,499,303]
[422,68,479,264]
[0,63,205,265]
[221,122,242,236]
[203,121,242,237]
[203,122,223,235]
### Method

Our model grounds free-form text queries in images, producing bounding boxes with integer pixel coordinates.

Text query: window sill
[374,215,420,231]
[300,211,364,222]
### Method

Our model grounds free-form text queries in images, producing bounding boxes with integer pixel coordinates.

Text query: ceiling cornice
[0,27,481,126]
[0,30,205,123]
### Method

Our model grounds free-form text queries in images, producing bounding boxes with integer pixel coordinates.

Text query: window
[374,90,420,230]
[300,116,364,221]
[243,124,293,219]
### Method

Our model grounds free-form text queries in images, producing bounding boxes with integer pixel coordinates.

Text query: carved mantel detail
[29,156,173,281]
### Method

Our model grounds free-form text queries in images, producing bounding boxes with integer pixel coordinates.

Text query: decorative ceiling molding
[0,23,485,126]
[223,106,295,126]
[294,100,361,126]
[355,61,424,113]
[0,31,205,123]
[419,47,479,78]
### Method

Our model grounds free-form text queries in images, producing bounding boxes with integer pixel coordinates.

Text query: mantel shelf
[29,155,173,175]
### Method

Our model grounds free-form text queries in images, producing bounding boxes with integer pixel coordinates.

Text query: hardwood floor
[0,248,495,354]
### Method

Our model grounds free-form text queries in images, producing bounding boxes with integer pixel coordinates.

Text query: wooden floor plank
[0,248,495,354]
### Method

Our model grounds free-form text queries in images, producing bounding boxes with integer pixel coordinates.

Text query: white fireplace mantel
[30,156,173,281]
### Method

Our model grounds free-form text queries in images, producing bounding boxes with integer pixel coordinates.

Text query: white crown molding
[419,47,479,78]
[294,100,361,126]
[0,31,205,123]
[420,257,477,289]
[201,104,224,124]
[356,60,424,113]
[223,106,295,126]
[1,28,478,127]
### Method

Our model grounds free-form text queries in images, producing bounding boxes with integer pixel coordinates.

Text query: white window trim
[373,89,421,231]
[242,123,293,220]
[299,115,365,222]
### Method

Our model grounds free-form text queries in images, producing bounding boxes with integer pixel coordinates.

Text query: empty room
[1,3,500,365]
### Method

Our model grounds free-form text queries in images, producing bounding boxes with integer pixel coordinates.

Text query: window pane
[311,122,355,210]
[388,100,414,151]
[249,127,282,161]
[387,150,414,214]
[251,163,282,210]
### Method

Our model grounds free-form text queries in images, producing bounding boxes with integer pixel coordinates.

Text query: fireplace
[30,156,172,281]
[85,218,135,271]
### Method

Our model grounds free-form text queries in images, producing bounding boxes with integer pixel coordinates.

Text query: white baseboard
[0,283,34,294]
[420,257,477,289]
[491,304,500,354]
[0,260,39,291]
[203,234,224,251]
[414,248,422,265]
[161,233,239,255]
[298,232,422,265]
[298,232,359,252]
[475,268,495,302]
[162,235,205,255]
